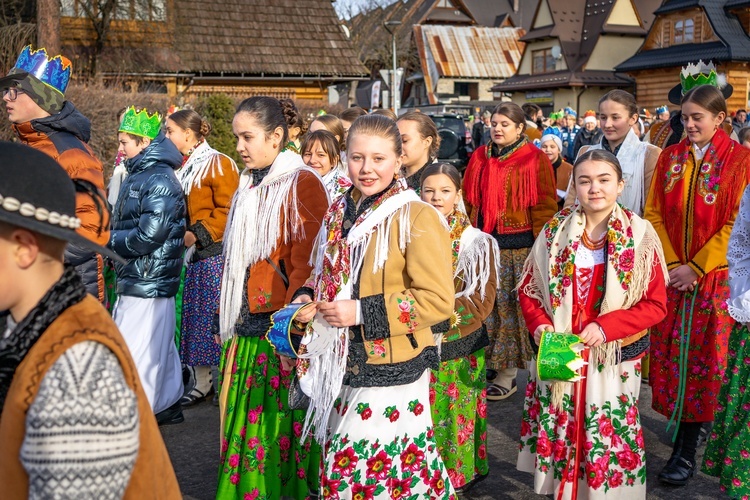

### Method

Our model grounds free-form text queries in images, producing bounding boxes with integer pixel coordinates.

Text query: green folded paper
[537,331,586,382]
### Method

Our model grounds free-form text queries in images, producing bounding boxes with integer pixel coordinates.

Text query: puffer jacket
[109,132,186,298]
[13,101,109,300]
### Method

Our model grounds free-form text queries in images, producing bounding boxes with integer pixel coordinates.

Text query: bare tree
[37,0,60,54]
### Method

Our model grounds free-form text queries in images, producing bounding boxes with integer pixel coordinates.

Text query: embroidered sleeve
[518,272,554,336]
[447,252,498,338]
[728,185,750,322]
[688,186,742,278]
[381,205,454,338]
[361,294,390,340]
[21,341,139,499]
[643,157,682,269]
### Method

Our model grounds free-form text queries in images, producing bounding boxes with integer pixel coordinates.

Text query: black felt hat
[0,141,122,262]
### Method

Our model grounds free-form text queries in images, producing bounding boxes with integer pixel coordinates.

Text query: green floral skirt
[703,322,750,499]
[217,335,320,499]
[429,350,488,489]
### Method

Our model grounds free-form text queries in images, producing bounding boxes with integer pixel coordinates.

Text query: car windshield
[430,116,464,133]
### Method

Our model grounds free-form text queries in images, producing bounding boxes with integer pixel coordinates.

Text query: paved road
[162,369,723,499]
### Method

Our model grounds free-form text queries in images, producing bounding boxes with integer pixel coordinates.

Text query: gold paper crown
[119,106,162,140]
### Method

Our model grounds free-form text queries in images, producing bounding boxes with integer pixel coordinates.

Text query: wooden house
[58,0,369,100]
[346,0,535,108]
[491,0,662,114]
[616,0,750,112]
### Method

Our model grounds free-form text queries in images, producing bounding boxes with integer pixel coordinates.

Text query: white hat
[540,133,563,152]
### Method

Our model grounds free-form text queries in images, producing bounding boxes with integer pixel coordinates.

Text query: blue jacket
[109,132,186,298]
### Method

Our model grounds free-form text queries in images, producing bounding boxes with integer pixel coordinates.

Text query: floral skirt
[217,335,320,499]
[322,370,456,499]
[485,247,535,371]
[180,256,223,366]
[703,322,750,499]
[430,350,488,490]
[650,270,732,422]
[517,358,646,499]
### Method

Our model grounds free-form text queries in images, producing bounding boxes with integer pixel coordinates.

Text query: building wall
[630,62,750,112]
[507,86,617,115]
[517,40,567,75]
[435,79,501,102]
[606,0,641,26]
[586,36,644,71]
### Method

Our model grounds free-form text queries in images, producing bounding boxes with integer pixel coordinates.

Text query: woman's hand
[184,231,197,248]
[279,355,296,372]
[579,322,606,347]
[668,265,699,292]
[533,324,553,345]
[317,300,358,328]
[292,295,317,323]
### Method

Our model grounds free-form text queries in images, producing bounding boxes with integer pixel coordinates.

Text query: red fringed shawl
[464,141,550,234]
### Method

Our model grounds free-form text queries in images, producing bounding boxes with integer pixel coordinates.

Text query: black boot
[659,422,700,486]
[156,400,185,426]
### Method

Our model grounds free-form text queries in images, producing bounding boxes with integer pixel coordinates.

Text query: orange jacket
[13,102,109,299]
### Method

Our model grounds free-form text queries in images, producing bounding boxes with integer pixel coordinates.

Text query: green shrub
[194,93,242,165]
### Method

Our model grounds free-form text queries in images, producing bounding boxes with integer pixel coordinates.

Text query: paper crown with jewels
[655,105,669,115]
[564,106,576,117]
[668,60,733,104]
[8,45,71,95]
[119,106,162,139]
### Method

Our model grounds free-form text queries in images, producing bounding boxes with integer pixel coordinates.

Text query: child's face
[118,132,148,159]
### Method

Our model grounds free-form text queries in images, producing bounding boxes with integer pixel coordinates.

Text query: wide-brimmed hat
[0,142,122,262]
[668,60,732,105]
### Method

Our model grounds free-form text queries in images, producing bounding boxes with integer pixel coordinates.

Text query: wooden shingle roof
[173,0,368,77]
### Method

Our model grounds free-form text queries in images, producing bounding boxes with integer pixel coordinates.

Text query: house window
[674,19,694,44]
[454,82,478,99]
[532,48,556,74]
[61,0,166,21]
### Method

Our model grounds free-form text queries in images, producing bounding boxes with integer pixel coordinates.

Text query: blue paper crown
[564,107,576,117]
[13,45,71,96]
[656,105,669,115]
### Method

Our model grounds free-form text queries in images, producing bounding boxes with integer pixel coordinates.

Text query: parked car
[427,114,473,173]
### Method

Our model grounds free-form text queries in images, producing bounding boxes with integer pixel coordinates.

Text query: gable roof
[416,25,525,79]
[171,0,367,77]
[461,0,541,30]
[616,0,750,71]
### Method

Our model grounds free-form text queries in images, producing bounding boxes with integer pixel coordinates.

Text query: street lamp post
[383,20,402,115]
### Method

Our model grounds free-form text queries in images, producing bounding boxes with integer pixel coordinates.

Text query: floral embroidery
[407,399,425,416]
[449,305,473,330]
[253,287,272,311]
[664,143,728,205]
[396,294,418,333]
[383,405,400,422]
[447,211,470,270]
[356,402,373,420]
[366,339,387,358]
[664,149,688,193]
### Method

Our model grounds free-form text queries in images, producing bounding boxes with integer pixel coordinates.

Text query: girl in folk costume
[397,111,440,193]
[703,184,750,498]
[644,83,750,487]
[419,163,500,493]
[293,115,457,499]
[301,129,351,201]
[563,90,661,217]
[165,109,239,406]
[463,102,558,401]
[216,97,328,499]
[309,113,348,166]
[518,149,668,499]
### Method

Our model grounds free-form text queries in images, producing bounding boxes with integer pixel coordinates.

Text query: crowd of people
[2,45,750,500]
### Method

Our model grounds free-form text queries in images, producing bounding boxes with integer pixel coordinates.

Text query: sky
[334,0,399,19]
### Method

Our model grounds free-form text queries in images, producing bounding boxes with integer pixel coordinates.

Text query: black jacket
[572,127,604,160]
[109,132,186,298]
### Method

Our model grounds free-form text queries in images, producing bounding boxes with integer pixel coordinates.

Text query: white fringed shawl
[175,141,238,197]
[454,225,500,301]
[219,151,317,341]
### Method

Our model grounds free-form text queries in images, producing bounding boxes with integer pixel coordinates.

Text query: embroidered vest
[0,295,181,499]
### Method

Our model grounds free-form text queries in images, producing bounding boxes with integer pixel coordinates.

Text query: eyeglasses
[2,88,24,101]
